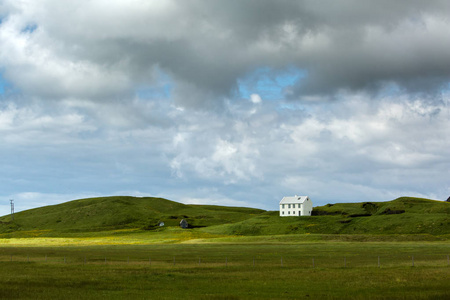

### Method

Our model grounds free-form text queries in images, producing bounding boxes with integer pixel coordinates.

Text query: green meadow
[1,239,450,299]
[0,196,449,299]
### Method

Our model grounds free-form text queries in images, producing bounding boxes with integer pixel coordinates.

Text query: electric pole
[10,199,14,221]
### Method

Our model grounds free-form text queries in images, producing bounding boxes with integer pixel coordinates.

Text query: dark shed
[180,219,188,229]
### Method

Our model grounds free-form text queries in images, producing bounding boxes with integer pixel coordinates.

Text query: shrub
[362,202,379,214]
[381,208,405,215]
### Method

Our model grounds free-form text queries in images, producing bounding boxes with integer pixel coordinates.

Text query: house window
[288,211,290,214]
[282,211,284,215]
[282,204,285,209]
[288,204,291,208]
[299,211,301,215]
[292,204,295,208]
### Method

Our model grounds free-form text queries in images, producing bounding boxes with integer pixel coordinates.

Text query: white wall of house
[301,197,313,216]
[279,196,312,217]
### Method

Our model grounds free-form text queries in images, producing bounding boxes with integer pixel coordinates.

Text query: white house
[279,195,313,217]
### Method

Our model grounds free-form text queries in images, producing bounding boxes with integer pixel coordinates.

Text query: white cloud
[250,93,262,104]
[1,93,449,213]
[0,102,95,146]
[0,1,449,214]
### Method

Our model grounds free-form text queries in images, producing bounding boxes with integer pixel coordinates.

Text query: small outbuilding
[279,195,313,217]
[179,219,188,229]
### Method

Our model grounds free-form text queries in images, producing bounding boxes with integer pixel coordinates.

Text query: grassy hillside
[0,196,264,236]
[200,197,450,237]
[0,196,449,238]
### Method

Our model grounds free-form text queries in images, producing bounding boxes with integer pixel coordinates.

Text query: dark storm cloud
[3,0,450,106]
[159,0,450,100]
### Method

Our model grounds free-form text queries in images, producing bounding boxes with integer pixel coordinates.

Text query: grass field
[1,236,449,299]
[0,196,449,299]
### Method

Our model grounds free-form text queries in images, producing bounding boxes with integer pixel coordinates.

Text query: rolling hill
[0,196,449,238]
[0,196,265,236]
[201,197,450,237]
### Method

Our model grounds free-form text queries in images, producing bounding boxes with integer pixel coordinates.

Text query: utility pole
[10,199,14,221]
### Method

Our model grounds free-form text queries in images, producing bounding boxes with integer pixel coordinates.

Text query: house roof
[279,195,309,204]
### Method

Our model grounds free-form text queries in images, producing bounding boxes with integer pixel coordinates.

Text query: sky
[0,0,449,215]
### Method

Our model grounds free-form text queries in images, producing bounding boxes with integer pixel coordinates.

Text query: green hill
[200,197,450,237]
[0,196,449,238]
[0,196,265,236]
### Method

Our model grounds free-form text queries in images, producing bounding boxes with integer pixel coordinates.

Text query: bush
[362,202,379,214]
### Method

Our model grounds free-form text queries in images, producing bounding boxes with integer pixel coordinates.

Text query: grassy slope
[0,196,449,238]
[200,197,450,237]
[0,196,264,236]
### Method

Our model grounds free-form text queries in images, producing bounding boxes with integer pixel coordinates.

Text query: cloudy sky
[1,0,449,215]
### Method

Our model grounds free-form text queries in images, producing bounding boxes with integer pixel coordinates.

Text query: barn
[279,195,313,217]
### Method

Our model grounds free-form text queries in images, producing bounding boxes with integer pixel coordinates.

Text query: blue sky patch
[237,66,306,100]
[0,71,19,96]
[136,83,172,100]
[21,23,38,34]
[0,72,7,95]
[136,69,173,100]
